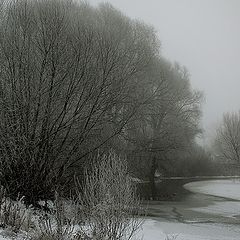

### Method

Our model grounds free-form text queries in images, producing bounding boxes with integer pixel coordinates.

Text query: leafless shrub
[33,192,81,240]
[76,151,144,240]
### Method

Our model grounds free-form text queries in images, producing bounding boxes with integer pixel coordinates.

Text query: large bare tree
[0,0,158,204]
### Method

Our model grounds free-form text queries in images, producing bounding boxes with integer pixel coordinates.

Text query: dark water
[138,179,196,201]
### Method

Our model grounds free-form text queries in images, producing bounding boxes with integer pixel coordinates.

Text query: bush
[31,151,143,240]
[76,151,144,240]
[33,192,80,240]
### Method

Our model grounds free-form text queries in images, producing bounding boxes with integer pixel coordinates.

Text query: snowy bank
[184,179,240,200]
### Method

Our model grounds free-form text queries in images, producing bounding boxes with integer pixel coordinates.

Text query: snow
[135,219,240,240]
[134,219,166,240]
[0,228,28,240]
[129,177,143,183]
[161,176,240,180]
[184,179,240,200]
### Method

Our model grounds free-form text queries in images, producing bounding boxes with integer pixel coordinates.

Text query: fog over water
[89,0,240,144]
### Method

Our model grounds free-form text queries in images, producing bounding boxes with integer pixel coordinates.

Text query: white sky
[88,0,240,143]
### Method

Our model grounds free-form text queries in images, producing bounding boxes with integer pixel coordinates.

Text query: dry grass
[32,192,81,240]
[0,186,33,233]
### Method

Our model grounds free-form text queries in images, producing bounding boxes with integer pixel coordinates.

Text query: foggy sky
[89,0,240,143]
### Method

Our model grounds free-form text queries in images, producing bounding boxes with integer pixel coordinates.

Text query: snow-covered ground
[0,229,28,240]
[136,219,240,240]
[184,179,240,200]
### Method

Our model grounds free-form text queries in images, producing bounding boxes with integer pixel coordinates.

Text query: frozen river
[137,179,240,240]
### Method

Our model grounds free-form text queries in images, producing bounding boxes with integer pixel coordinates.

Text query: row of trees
[0,0,203,204]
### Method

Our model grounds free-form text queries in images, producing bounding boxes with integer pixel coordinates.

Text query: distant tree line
[0,0,204,204]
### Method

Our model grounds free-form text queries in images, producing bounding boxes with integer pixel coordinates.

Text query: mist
[89,0,240,143]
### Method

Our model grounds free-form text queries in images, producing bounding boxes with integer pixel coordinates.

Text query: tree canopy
[0,0,202,203]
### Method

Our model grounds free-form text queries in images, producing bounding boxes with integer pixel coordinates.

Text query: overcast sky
[89,0,240,143]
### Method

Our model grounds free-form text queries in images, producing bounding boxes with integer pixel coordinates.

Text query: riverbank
[136,179,240,240]
[184,179,240,200]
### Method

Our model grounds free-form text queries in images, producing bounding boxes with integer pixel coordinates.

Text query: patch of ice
[189,201,240,218]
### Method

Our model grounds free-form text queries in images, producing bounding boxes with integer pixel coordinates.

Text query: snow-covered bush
[32,192,81,240]
[76,151,144,240]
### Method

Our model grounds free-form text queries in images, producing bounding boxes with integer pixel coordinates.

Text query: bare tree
[0,0,158,204]
[215,112,240,165]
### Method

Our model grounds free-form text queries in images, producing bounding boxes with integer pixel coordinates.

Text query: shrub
[33,192,80,240]
[76,151,144,240]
